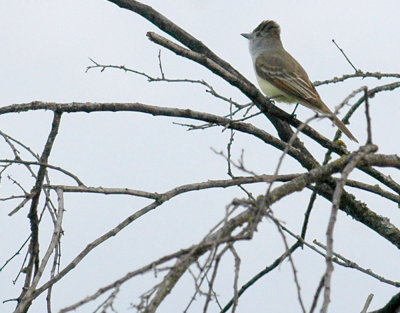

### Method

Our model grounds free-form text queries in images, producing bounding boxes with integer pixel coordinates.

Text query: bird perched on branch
[242,20,358,143]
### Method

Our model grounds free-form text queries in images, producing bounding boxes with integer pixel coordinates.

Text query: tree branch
[15,111,62,313]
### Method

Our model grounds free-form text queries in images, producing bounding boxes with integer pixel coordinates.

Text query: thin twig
[332,39,358,72]
[0,159,84,187]
[0,236,31,272]
[364,87,372,144]
[360,294,374,313]
[321,144,377,313]
[229,245,241,313]
[269,215,307,313]
[313,240,400,287]
[15,187,65,313]
[86,57,245,109]
[310,275,325,313]
[314,71,400,86]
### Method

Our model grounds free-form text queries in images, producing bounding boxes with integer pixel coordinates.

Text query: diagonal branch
[145,31,346,154]
[322,145,377,313]
[142,142,392,312]
[106,0,323,163]
[106,0,246,81]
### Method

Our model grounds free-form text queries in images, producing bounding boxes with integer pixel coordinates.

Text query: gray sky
[1,1,400,312]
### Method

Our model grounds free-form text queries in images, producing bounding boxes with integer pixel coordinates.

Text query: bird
[241,20,358,143]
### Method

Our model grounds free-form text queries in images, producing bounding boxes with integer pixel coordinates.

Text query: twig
[229,245,241,313]
[332,39,358,72]
[265,114,318,197]
[15,112,62,313]
[321,144,378,313]
[344,179,400,205]
[223,101,256,199]
[364,87,372,144]
[0,236,31,272]
[360,294,374,313]
[335,86,366,116]
[45,174,298,198]
[87,57,245,110]
[313,240,400,287]
[202,250,224,312]
[314,72,400,86]
[15,187,65,313]
[270,215,307,313]
[220,242,301,313]
[157,49,165,78]
[310,275,325,313]
[0,159,84,187]
[342,82,400,126]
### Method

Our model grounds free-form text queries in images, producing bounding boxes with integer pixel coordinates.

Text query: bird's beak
[241,33,251,39]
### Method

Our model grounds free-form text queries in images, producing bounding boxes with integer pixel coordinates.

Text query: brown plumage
[243,20,358,143]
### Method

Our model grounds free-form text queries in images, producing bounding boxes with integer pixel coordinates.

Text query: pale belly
[256,74,297,104]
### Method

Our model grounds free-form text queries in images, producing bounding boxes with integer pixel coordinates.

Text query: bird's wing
[255,50,327,112]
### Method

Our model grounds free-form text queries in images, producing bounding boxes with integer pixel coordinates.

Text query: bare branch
[321,144,379,313]
[344,179,400,205]
[315,72,400,86]
[45,174,299,198]
[313,240,400,287]
[361,294,374,313]
[364,87,373,144]
[331,39,359,72]
[15,187,64,313]
[0,159,84,187]
[15,112,62,313]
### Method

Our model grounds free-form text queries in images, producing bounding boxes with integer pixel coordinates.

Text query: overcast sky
[1,1,400,312]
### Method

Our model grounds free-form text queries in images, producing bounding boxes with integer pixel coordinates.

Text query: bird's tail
[330,115,359,143]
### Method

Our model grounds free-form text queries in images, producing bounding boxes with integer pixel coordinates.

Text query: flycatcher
[242,20,358,143]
